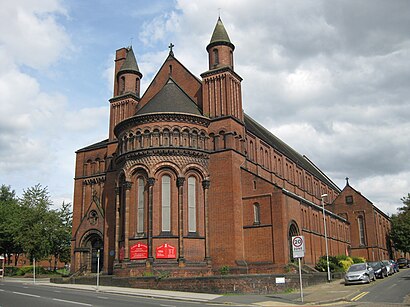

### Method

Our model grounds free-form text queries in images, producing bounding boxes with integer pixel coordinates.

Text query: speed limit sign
[292,236,305,258]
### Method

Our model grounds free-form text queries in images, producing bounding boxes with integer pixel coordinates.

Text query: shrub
[219,265,230,275]
[315,255,354,272]
[339,259,353,272]
[352,256,366,264]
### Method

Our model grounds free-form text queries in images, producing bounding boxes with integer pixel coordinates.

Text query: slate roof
[118,47,141,75]
[76,139,108,153]
[136,78,202,116]
[244,114,340,192]
[208,17,234,50]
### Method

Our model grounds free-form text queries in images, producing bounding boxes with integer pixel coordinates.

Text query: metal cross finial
[168,42,174,56]
[345,177,349,186]
[218,8,221,18]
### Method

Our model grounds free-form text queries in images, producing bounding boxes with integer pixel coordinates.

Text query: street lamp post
[321,193,331,282]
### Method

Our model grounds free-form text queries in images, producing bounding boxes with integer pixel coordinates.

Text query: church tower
[109,46,143,140]
[201,17,243,121]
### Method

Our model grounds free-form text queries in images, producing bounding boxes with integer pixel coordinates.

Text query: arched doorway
[82,232,103,273]
[288,222,300,262]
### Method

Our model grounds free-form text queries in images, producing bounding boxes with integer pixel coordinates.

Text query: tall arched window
[137,177,145,234]
[213,48,219,65]
[162,175,171,232]
[253,203,261,225]
[120,76,125,94]
[188,177,196,232]
[358,216,366,245]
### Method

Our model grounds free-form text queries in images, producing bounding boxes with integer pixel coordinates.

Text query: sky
[0,0,409,215]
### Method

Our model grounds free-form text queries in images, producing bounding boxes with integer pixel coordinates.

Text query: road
[0,280,217,307]
[0,269,409,307]
[346,267,410,306]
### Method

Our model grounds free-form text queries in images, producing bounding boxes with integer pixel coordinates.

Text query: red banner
[130,243,148,260]
[155,243,176,259]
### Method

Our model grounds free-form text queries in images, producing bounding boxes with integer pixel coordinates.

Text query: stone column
[177,177,185,266]
[202,180,211,264]
[124,181,132,261]
[114,187,120,262]
[147,177,155,265]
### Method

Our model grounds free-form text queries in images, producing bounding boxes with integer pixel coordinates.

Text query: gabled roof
[136,78,202,116]
[118,47,141,75]
[339,184,390,219]
[244,114,340,192]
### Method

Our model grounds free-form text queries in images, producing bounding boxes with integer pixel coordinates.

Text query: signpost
[96,249,100,292]
[292,236,305,303]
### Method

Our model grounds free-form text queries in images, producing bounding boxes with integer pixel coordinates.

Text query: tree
[390,194,410,254]
[49,202,72,269]
[17,184,54,262]
[0,185,23,265]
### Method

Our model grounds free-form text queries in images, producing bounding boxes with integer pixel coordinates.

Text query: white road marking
[0,289,4,292]
[97,296,109,299]
[12,291,40,298]
[52,298,92,306]
[53,290,62,293]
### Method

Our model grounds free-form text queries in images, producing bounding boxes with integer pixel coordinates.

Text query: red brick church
[71,18,387,276]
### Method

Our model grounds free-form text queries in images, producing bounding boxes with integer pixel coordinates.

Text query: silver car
[382,260,394,275]
[345,263,376,285]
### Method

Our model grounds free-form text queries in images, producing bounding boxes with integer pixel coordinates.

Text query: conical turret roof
[207,17,234,50]
[118,47,141,76]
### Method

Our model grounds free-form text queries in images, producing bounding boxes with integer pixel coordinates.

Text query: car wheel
[380,273,384,279]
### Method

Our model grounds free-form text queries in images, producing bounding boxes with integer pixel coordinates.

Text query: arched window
[137,177,145,234]
[288,222,299,262]
[358,216,366,245]
[120,76,125,94]
[161,175,171,232]
[188,177,196,232]
[253,203,261,225]
[213,48,219,65]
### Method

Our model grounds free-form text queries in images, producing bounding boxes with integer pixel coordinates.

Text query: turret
[114,46,143,97]
[109,46,143,141]
[206,17,235,70]
[201,18,243,121]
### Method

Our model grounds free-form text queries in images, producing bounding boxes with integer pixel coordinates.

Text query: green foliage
[9,266,48,276]
[339,259,353,272]
[0,183,72,268]
[352,256,366,263]
[315,255,356,273]
[220,265,230,275]
[0,185,23,263]
[390,194,410,254]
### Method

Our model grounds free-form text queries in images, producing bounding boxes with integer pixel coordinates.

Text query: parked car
[345,263,376,285]
[382,260,394,275]
[397,258,409,268]
[368,261,388,279]
[389,260,399,273]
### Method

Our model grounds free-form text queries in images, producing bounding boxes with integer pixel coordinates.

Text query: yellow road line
[351,291,369,301]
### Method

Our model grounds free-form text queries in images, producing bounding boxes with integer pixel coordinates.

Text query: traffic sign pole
[298,257,303,302]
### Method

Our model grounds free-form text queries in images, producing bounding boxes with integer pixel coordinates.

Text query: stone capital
[202,180,210,190]
[177,177,185,187]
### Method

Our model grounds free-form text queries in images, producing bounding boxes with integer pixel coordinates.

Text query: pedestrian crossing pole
[33,258,36,284]
[96,249,100,292]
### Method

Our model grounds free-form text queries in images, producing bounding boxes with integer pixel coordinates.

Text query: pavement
[3,276,372,306]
